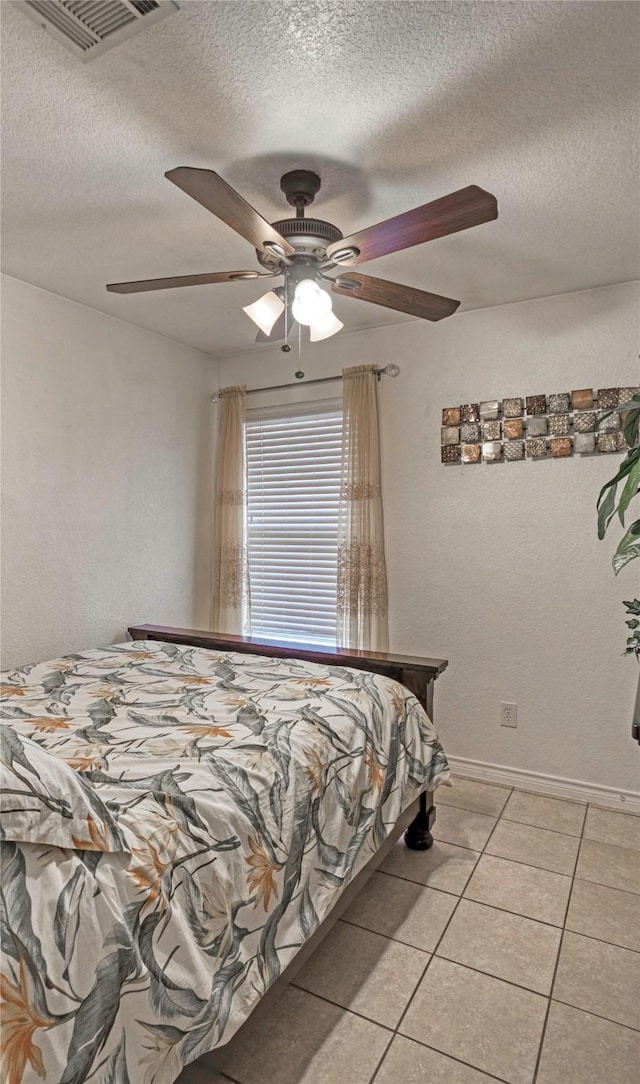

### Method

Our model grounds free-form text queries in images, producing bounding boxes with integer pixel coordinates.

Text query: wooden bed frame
[128,624,448,1075]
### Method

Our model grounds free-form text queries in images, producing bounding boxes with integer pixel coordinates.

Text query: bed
[0,626,449,1083]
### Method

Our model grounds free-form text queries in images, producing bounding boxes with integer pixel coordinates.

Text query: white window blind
[245,400,343,645]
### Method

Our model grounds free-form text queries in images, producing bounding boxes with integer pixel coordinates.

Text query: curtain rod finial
[384,364,400,377]
[210,392,221,403]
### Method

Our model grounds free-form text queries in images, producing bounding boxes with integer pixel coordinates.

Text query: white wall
[0,275,216,668]
[216,282,640,796]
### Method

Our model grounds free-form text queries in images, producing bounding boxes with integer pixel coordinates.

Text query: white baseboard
[446,755,640,814]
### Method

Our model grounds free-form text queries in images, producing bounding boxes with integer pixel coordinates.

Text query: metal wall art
[441,386,638,465]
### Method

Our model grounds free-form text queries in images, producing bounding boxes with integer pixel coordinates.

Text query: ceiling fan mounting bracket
[280,170,321,211]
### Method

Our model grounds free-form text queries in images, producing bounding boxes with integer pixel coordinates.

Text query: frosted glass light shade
[243,291,285,336]
[291,279,332,326]
[309,310,344,341]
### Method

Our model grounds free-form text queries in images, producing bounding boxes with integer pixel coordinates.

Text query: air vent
[14,0,179,61]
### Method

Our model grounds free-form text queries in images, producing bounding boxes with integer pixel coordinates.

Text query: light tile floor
[180,780,640,1084]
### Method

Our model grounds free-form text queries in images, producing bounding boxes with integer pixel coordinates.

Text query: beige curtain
[212,386,250,634]
[337,365,389,651]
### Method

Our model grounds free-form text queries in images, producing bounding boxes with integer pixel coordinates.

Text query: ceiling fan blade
[326,185,497,266]
[106,270,272,294]
[330,273,460,321]
[165,167,295,258]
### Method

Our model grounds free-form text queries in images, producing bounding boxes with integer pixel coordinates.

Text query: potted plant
[597,393,640,742]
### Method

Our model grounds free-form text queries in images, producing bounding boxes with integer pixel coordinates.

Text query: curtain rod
[209,363,399,402]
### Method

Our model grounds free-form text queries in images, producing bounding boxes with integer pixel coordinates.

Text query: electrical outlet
[501,702,517,728]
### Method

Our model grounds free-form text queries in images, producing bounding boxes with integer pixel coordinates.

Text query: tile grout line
[436,798,512,818]
[376,864,475,897]
[374,792,640,1083]
[369,798,506,1084]
[550,995,640,1035]
[434,837,577,879]
[222,787,638,1084]
[348,816,638,976]
[571,871,640,897]
[362,791,638,1082]
[287,983,397,1035]
[500,814,584,839]
[349,883,640,950]
[366,790,516,1084]
[531,794,588,1084]
[439,799,590,839]
[555,924,640,957]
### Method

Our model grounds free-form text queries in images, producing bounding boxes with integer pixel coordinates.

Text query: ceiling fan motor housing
[257,217,343,270]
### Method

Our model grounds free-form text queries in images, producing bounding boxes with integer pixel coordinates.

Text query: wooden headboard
[127,623,448,719]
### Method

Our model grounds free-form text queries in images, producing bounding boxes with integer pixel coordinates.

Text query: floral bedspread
[0,640,449,1083]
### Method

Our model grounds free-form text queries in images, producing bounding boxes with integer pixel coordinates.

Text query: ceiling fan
[106,168,498,344]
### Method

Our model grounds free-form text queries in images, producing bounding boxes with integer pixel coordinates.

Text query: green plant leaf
[597,455,636,538]
[613,519,640,575]
[622,406,640,448]
[618,453,640,525]
[598,486,616,539]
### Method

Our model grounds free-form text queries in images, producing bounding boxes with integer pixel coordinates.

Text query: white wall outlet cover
[501,703,518,728]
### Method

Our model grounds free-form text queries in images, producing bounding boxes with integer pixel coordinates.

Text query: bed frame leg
[404,790,435,850]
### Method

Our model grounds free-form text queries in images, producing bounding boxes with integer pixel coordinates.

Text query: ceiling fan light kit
[309,311,344,342]
[106,166,498,345]
[242,291,285,337]
[291,279,333,326]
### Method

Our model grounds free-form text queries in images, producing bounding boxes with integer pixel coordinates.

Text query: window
[245,400,343,645]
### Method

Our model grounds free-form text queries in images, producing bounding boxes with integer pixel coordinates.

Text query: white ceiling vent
[13,1,179,61]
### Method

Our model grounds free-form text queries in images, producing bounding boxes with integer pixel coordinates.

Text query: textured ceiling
[1,1,638,356]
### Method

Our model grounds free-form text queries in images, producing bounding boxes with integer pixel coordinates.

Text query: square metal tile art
[481,420,502,440]
[482,441,502,462]
[527,416,548,437]
[526,437,547,459]
[597,388,620,408]
[574,432,596,455]
[549,413,570,436]
[480,400,500,419]
[441,444,461,464]
[504,418,524,440]
[600,411,621,432]
[442,407,461,426]
[503,397,524,418]
[461,443,481,463]
[441,426,460,445]
[571,388,594,410]
[548,393,570,414]
[574,411,597,433]
[460,422,480,442]
[440,379,629,468]
[597,432,625,454]
[550,437,572,458]
[503,439,525,461]
[526,394,547,415]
